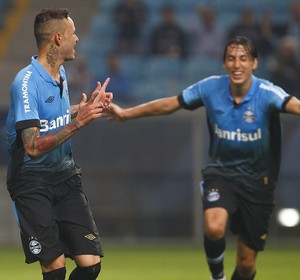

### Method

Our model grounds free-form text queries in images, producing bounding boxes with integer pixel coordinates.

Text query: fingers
[103,92,113,108]
[106,92,113,102]
[80,93,87,104]
[94,81,101,92]
[90,89,105,106]
[90,78,112,105]
[94,78,110,92]
[90,89,100,104]
[89,81,103,104]
[101,77,110,92]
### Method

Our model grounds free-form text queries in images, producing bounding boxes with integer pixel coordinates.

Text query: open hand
[75,93,106,128]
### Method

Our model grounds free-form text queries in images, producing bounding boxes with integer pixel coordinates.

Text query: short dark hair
[34,8,70,48]
[223,36,258,62]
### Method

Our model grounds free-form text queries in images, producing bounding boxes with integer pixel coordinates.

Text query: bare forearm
[22,118,81,159]
[122,96,180,120]
[285,96,300,115]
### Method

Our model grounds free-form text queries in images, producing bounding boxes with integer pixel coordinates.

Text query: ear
[222,63,228,71]
[54,33,62,45]
[252,58,258,71]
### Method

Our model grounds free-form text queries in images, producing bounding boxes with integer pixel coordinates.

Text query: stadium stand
[119,54,144,80]
[182,56,224,84]
[77,0,296,103]
[0,0,13,27]
[142,56,182,81]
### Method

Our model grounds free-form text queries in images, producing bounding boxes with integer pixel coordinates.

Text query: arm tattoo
[22,119,81,158]
[22,128,39,152]
[71,105,79,118]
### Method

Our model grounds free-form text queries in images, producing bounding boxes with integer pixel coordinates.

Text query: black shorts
[13,175,104,264]
[201,175,275,251]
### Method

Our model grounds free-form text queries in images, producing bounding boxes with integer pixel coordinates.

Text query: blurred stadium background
[0,0,299,250]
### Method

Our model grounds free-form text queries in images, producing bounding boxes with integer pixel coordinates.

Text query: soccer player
[6,8,112,280]
[105,35,300,280]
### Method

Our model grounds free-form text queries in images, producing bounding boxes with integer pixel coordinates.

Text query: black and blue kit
[179,75,291,250]
[6,56,103,263]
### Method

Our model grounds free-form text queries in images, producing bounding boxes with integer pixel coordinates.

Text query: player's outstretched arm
[22,79,112,159]
[105,96,181,121]
[285,96,300,115]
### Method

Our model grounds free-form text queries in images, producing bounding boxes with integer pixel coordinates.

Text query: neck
[36,54,62,82]
[230,77,252,104]
[230,84,249,104]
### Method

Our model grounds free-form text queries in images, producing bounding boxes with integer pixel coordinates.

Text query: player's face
[60,17,79,61]
[223,44,258,88]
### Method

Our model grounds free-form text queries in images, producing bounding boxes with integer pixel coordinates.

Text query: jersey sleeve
[11,72,41,130]
[259,81,292,112]
[178,81,205,110]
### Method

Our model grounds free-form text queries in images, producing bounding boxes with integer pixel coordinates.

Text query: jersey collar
[31,55,64,86]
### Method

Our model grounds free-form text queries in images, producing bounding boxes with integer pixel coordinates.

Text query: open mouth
[231,71,243,80]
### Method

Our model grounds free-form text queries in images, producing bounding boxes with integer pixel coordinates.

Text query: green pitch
[0,242,299,279]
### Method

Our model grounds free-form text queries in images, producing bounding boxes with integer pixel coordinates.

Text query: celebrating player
[105,35,300,280]
[6,8,112,280]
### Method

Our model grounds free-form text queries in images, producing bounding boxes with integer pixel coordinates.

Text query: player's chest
[38,93,70,120]
[208,99,266,131]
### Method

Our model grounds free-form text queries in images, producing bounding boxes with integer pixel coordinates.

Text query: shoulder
[183,75,227,94]
[254,76,289,99]
[180,75,227,106]
[193,75,229,91]
[252,76,291,111]
[12,64,36,87]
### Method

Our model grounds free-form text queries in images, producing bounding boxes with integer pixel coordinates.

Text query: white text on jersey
[40,111,70,132]
[22,71,32,113]
[215,124,262,142]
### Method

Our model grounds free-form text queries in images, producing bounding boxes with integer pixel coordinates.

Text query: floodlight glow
[277,208,300,227]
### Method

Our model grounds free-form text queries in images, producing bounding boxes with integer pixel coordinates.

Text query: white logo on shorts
[207,189,220,202]
[29,238,42,255]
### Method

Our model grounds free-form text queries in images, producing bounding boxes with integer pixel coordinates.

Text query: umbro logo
[85,234,96,241]
[260,233,268,240]
[45,96,55,103]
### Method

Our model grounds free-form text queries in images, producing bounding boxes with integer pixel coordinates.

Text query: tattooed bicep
[21,127,40,148]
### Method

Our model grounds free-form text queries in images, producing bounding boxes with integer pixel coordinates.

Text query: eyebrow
[226,53,250,58]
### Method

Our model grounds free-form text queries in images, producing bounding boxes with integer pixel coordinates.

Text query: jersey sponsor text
[22,71,32,113]
[40,110,70,132]
[215,124,262,142]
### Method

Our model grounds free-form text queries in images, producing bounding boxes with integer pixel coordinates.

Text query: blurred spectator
[112,0,148,54]
[186,5,226,58]
[227,8,274,57]
[0,0,13,29]
[268,36,300,97]
[97,53,133,104]
[273,0,300,60]
[149,5,187,58]
[67,57,94,104]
